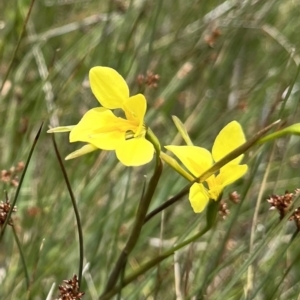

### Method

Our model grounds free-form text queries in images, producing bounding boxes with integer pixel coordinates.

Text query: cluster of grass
[1,0,300,299]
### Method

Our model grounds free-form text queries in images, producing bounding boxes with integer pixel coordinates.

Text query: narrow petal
[217,164,248,187]
[47,126,75,133]
[89,67,129,109]
[70,108,131,150]
[122,94,147,135]
[165,146,213,178]
[65,144,98,160]
[116,137,154,166]
[212,121,246,165]
[189,183,210,213]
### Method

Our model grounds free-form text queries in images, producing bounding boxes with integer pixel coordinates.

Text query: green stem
[100,227,210,299]
[0,123,43,241]
[12,225,30,289]
[51,135,84,288]
[101,154,163,295]
[100,201,219,300]
[144,184,190,223]
[0,0,36,93]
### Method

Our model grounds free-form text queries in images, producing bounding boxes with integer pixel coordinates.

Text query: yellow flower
[165,121,248,213]
[48,67,154,166]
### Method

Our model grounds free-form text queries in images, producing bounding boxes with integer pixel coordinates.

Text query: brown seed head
[0,198,17,226]
[267,189,300,230]
[136,71,160,89]
[219,200,230,220]
[267,190,295,219]
[56,274,84,300]
[229,191,240,204]
[204,28,222,47]
[0,162,25,187]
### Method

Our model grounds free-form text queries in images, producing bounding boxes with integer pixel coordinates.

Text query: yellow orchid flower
[48,67,154,166]
[165,121,248,213]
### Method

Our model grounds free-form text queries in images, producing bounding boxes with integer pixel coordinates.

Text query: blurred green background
[1,0,300,299]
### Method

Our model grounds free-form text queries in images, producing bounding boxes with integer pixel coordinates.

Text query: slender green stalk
[51,135,84,287]
[250,230,299,300]
[12,225,30,290]
[0,123,43,241]
[0,0,36,93]
[99,228,209,300]
[266,232,300,300]
[101,152,163,295]
[26,238,45,300]
[144,184,190,223]
[278,61,300,117]
[101,129,162,294]
[100,201,219,300]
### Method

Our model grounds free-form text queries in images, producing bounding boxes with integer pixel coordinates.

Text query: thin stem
[246,146,274,297]
[51,135,84,287]
[12,225,30,289]
[100,201,219,300]
[0,123,43,241]
[0,0,36,93]
[100,225,211,300]
[101,156,163,295]
[144,184,190,223]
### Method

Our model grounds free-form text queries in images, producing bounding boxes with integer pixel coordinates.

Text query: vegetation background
[1,0,300,299]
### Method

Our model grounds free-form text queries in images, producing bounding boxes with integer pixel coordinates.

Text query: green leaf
[47,126,75,133]
[172,115,194,146]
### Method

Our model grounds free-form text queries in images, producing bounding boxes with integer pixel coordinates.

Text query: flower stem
[12,225,30,290]
[0,0,36,94]
[99,201,218,300]
[52,135,84,287]
[101,156,163,295]
[0,123,43,241]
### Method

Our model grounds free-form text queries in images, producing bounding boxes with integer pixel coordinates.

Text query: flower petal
[47,126,75,133]
[212,121,246,165]
[217,164,248,187]
[122,94,147,135]
[189,183,210,213]
[70,108,131,150]
[116,137,154,166]
[165,146,213,178]
[89,67,129,109]
[65,144,98,160]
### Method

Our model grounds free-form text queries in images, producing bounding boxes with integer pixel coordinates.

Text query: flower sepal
[206,197,220,228]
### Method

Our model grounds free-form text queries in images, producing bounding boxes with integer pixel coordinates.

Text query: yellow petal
[47,126,75,133]
[189,183,210,213]
[65,144,98,160]
[89,67,129,109]
[70,108,130,150]
[205,174,223,200]
[212,121,246,165]
[165,146,213,178]
[217,164,248,187]
[122,94,147,135]
[116,137,154,166]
